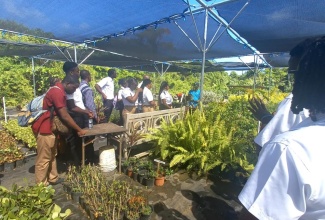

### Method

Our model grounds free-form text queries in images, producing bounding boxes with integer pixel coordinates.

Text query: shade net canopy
[0,0,324,71]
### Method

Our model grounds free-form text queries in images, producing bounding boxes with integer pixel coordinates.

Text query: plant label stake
[154,159,165,175]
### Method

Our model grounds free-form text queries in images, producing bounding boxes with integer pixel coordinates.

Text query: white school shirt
[121,87,138,106]
[117,86,125,100]
[142,87,153,106]
[160,90,173,105]
[239,114,325,220]
[66,88,86,110]
[254,93,309,147]
[96,76,114,100]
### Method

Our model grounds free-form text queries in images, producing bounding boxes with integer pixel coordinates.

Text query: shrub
[1,119,37,149]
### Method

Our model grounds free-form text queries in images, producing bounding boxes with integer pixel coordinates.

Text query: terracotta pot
[154,176,165,186]
[127,168,133,177]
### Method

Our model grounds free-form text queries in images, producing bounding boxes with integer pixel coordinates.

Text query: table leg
[82,137,85,166]
[119,133,124,173]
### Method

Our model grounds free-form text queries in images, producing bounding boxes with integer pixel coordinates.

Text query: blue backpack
[17,86,59,127]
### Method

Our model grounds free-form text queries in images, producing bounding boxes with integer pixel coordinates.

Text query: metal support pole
[199,9,208,101]
[253,54,257,93]
[3,97,7,123]
[32,58,36,97]
[74,44,77,63]
[268,67,272,99]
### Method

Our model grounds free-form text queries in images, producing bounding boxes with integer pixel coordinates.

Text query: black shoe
[49,178,65,185]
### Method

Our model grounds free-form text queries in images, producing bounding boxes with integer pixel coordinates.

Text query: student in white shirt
[95,69,117,123]
[159,81,173,110]
[137,75,150,88]
[139,79,156,112]
[239,38,325,220]
[116,78,127,126]
[121,78,142,126]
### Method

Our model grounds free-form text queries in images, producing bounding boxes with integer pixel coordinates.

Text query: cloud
[3,1,46,21]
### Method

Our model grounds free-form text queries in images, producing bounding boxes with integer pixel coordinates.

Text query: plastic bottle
[89,118,93,129]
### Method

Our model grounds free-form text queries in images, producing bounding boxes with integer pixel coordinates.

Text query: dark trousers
[118,109,124,126]
[66,114,95,166]
[103,99,114,123]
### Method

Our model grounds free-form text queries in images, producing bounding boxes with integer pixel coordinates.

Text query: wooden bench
[123,108,184,158]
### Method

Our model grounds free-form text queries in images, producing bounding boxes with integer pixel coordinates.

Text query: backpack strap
[47,85,62,120]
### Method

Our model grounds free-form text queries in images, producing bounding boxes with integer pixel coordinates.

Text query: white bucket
[99,146,117,172]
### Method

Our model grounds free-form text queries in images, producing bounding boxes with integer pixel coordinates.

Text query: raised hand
[248,97,273,124]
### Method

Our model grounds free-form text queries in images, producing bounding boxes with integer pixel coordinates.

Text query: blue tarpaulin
[0,0,324,70]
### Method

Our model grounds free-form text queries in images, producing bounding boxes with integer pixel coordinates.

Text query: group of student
[31,61,201,186]
[113,76,201,125]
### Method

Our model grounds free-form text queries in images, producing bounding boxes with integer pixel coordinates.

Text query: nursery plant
[0,183,71,219]
[1,119,37,149]
[148,104,254,177]
[0,130,24,164]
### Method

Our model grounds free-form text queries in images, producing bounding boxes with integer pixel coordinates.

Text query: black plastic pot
[62,183,71,194]
[143,177,154,187]
[132,171,138,181]
[121,165,128,174]
[0,163,4,172]
[137,170,147,184]
[71,191,83,203]
[4,161,15,172]
[79,196,85,209]
[15,158,25,167]
[140,205,153,220]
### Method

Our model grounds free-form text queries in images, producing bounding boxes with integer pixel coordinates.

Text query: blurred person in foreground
[239,38,325,219]
[248,39,314,149]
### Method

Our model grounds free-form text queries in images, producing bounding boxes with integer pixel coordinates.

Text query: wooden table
[81,123,127,172]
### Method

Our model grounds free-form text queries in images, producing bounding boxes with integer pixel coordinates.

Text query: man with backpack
[32,74,87,185]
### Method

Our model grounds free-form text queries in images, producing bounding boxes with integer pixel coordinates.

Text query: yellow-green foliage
[1,120,37,149]
[229,88,288,113]
[148,107,254,176]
